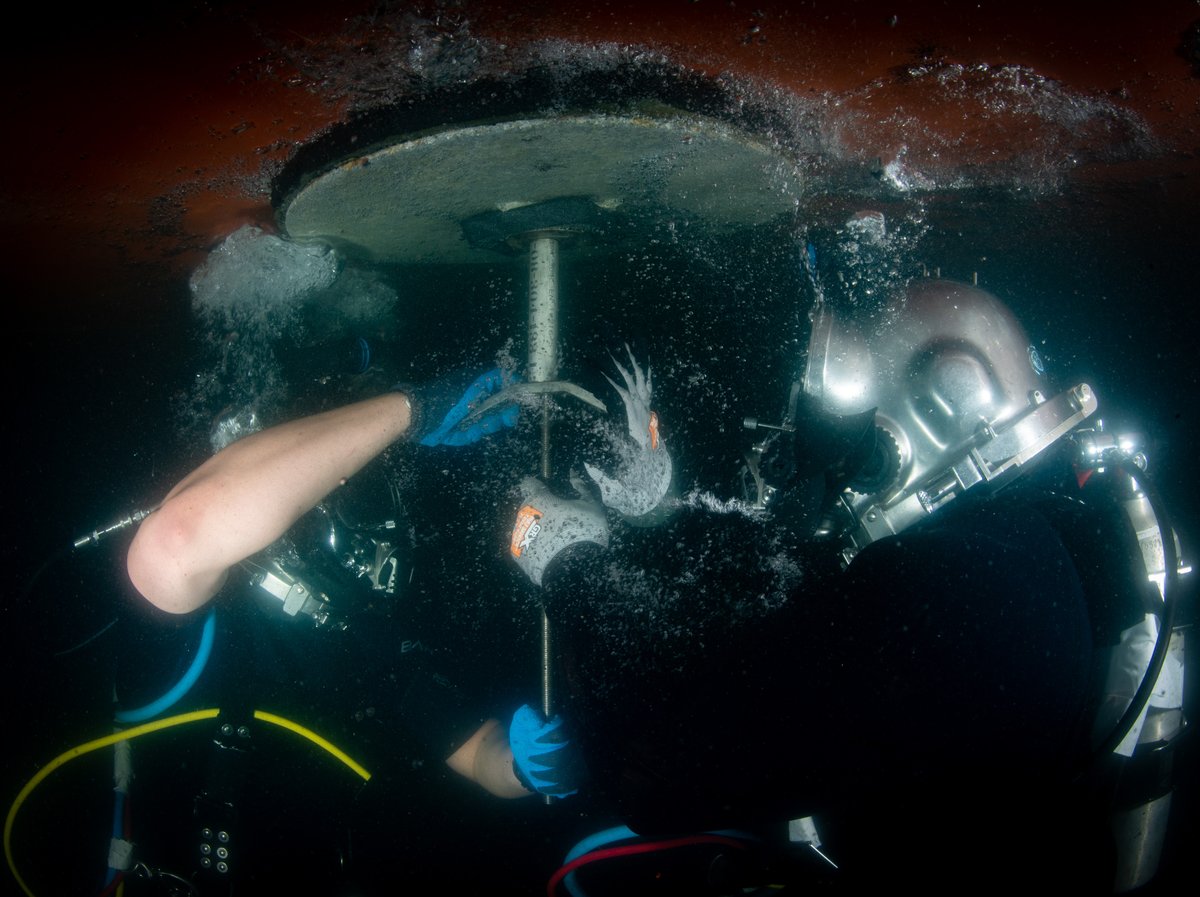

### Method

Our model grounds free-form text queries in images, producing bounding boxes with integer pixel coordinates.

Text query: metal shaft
[528,235,560,385]
[527,234,560,798]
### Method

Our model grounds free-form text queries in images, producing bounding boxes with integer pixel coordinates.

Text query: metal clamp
[842,383,1099,564]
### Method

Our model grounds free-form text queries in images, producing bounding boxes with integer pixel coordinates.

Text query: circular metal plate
[279,114,800,264]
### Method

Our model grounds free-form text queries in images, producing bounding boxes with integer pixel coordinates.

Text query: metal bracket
[842,383,1099,564]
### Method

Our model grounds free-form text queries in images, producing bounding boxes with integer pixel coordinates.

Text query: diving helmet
[805,277,1050,489]
[749,278,1098,564]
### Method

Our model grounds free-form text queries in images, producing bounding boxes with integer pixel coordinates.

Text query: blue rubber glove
[401,368,520,446]
[508,704,582,798]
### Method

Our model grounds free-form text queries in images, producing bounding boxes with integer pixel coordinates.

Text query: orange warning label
[510,505,543,557]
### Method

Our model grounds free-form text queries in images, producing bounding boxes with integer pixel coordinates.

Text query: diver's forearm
[128,392,412,614]
[446,718,531,799]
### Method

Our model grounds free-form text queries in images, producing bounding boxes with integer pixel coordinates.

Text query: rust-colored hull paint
[2,1,1196,297]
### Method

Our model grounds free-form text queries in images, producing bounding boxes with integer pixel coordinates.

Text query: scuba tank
[1071,425,1190,892]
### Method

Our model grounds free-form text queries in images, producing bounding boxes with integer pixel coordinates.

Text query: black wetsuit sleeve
[539,497,1096,833]
[298,605,489,763]
[394,661,489,762]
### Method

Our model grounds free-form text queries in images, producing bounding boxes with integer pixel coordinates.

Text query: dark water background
[2,48,1198,897]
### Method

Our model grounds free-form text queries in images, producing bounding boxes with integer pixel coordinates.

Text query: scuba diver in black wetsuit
[0,369,586,897]
[506,279,1191,894]
[125,370,578,799]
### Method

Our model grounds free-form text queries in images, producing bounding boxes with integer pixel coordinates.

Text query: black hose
[15,543,72,607]
[1088,455,1182,764]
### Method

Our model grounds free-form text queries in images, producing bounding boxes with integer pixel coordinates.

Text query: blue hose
[561,827,637,897]
[563,826,637,865]
[114,610,216,724]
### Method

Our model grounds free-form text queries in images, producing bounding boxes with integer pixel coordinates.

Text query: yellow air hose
[5,708,370,897]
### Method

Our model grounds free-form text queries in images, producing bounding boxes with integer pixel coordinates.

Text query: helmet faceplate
[802,279,1096,564]
[805,279,1046,505]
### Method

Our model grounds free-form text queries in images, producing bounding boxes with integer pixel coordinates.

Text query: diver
[2,360,597,897]
[505,279,1189,894]
[69,365,585,897]
[126,368,579,800]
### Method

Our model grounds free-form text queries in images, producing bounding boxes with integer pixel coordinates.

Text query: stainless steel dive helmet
[805,278,1048,485]
[754,279,1098,564]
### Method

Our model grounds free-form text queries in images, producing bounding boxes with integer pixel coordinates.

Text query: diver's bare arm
[127,392,413,615]
[445,718,531,799]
